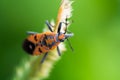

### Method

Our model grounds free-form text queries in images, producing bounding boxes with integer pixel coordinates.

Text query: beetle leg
[65,33,74,38]
[57,46,61,56]
[26,31,38,35]
[41,52,48,63]
[66,38,74,51]
[45,20,53,32]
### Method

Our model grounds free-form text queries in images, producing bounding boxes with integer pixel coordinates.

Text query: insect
[22,0,74,63]
[22,19,73,63]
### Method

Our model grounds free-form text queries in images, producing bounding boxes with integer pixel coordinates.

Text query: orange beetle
[22,20,73,63]
[22,0,74,63]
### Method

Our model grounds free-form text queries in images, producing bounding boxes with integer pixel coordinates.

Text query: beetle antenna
[63,16,74,51]
[63,16,69,34]
[63,16,73,34]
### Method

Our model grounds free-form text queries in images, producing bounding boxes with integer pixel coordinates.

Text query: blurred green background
[0,0,120,80]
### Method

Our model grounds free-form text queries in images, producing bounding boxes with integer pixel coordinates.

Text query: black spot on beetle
[22,39,35,55]
[39,48,42,53]
[44,34,48,39]
[41,44,43,47]
[34,35,37,41]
